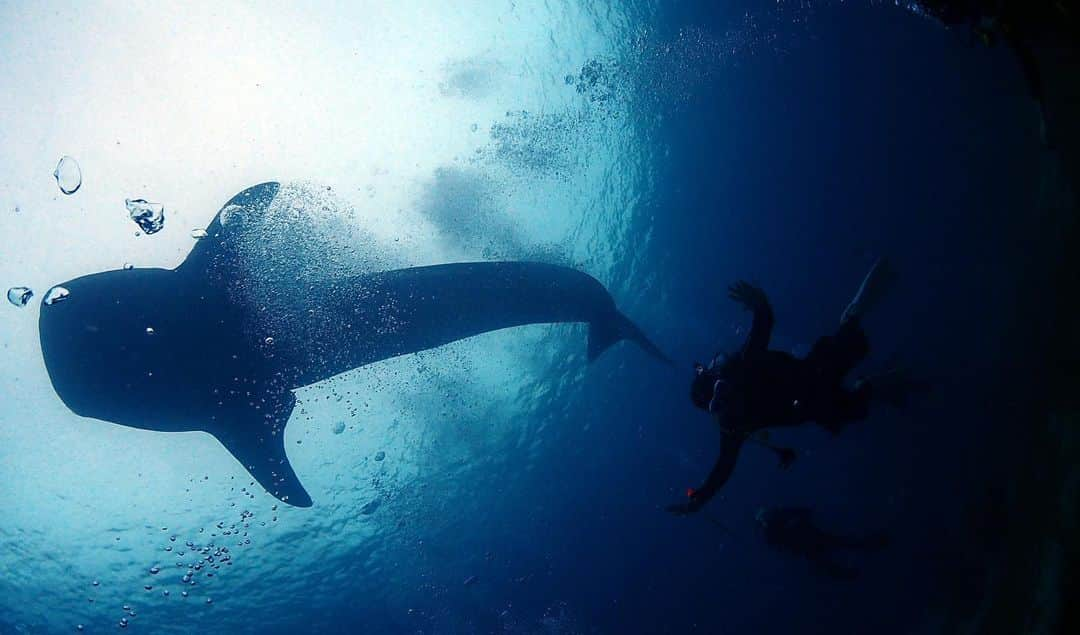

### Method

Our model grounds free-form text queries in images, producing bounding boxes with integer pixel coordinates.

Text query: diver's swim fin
[587,311,672,365]
[841,257,897,324]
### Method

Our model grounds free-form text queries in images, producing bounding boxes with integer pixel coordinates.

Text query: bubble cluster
[81,505,272,630]
[415,167,566,261]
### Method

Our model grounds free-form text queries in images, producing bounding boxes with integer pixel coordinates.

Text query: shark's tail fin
[587,311,672,365]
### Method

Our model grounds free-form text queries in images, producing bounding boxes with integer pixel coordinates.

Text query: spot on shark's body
[38,182,669,506]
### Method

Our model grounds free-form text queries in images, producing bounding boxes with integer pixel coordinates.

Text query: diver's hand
[666,488,704,515]
[728,281,768,312]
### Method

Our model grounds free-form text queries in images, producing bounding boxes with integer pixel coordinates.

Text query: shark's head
[38,267,211,431]
[38,182,284,432]
[36,182,316,507]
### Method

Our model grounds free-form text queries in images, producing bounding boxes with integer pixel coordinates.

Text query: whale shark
[38,182,669,507]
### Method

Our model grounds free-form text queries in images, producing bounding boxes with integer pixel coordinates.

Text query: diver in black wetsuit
[755,506,889,580]
[668,259,908,515]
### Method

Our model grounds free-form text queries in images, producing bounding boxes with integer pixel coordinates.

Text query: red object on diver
[686,487,696,499]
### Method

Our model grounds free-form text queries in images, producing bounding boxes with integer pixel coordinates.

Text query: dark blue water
[459,4,1054,634]
[1,1,1065,633]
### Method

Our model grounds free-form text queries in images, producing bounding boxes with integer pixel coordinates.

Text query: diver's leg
[841,258,897,325]
[814,385,871,435]
[805,322,870,389]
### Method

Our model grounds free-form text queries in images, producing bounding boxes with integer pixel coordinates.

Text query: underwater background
[1,1,1075,633]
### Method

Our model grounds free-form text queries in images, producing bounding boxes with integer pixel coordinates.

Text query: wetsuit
[682,290,871,512]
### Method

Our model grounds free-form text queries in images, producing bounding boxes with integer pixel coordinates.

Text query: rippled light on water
[0,1,717,632]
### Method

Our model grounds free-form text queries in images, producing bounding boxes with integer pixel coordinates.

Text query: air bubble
[125,199,165,235]
[6,287,32,307]
[53,156,82,195]
[43,286,70,305]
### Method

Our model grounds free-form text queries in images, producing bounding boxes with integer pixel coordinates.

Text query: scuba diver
[755,506,890,580]
[668,259,911,515]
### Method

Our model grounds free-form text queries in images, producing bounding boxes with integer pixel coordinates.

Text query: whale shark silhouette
[38,182,669,506]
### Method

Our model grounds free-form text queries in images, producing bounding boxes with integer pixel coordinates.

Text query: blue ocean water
[0,1,1065,634]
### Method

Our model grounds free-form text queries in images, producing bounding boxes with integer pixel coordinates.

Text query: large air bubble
[6,286,33,307]
[125,199,166,235]
[53,156,82,195]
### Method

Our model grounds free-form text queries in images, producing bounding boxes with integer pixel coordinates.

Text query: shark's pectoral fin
[211,392,312,507]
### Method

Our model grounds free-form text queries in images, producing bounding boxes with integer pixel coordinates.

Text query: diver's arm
[729,281,773,355]
[666,434,745,515]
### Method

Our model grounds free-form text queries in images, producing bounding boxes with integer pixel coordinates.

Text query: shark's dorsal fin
[178,182,280,278]
[210,391,312,507]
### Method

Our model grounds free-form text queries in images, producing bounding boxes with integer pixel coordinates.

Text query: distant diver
[755,506,889,580]
[37,182,671,507]
[668,259,916,515]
